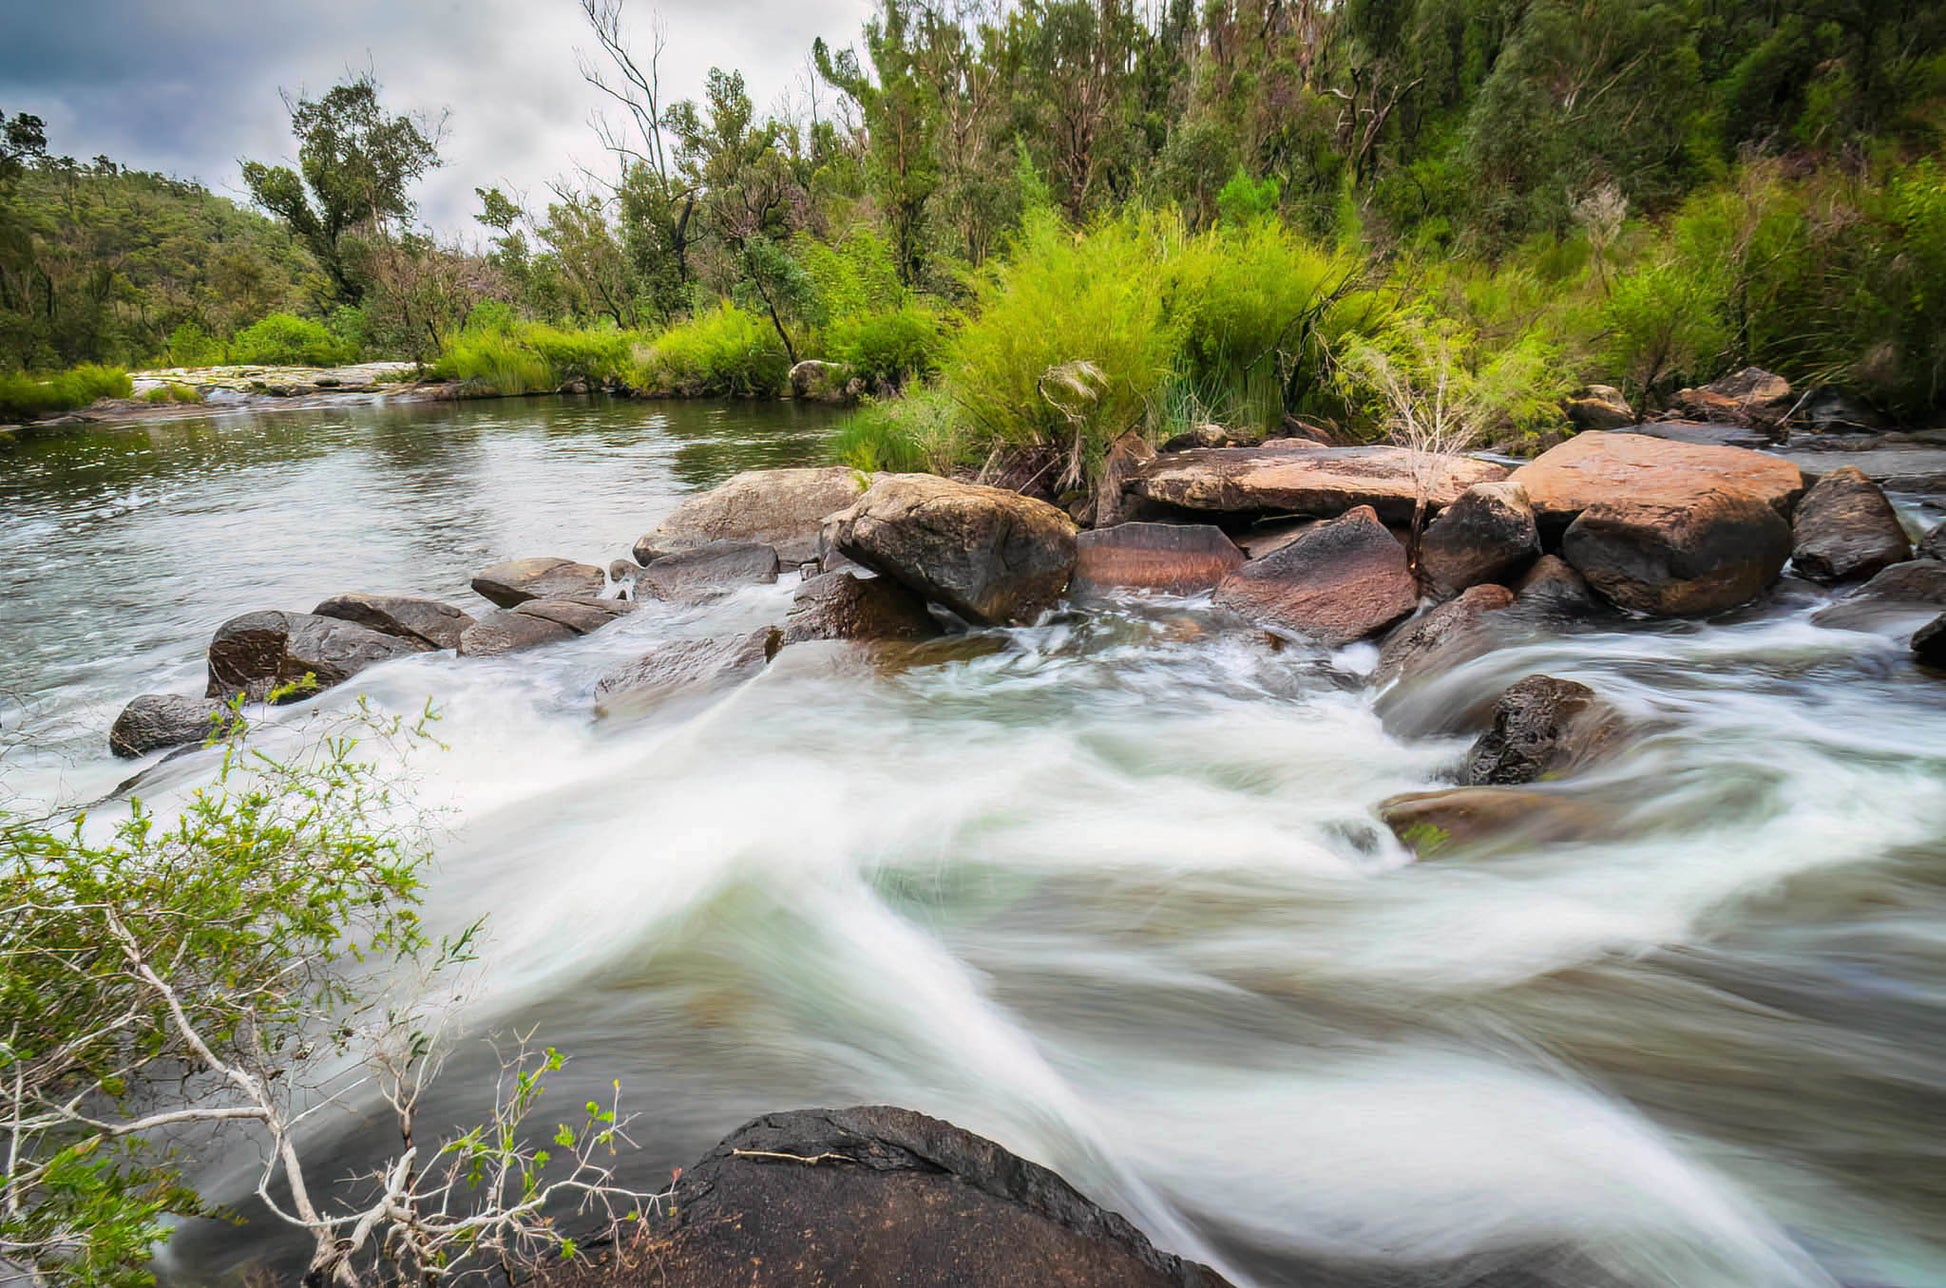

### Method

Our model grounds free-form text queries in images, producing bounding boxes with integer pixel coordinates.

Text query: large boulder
[1417,481,1540,597]
[635,467,868,566]
[206,611,421,702]
[635,1106,1228,1288]
[1128,442,1507,525]
[1212,505,1418,645]
[1789,466,1911,583]
[781,571,942,644]
[593,629,781,714]
[457,598,632,657]
[312,592,475,651]
[1671,367,1793,429]
[639,540,781,602]
[109,694,238,759]
[1071,523,1244,596]
[1562,491,1794,616]
[789,359,861,403]
[1509,431,1804,537]
[1372,584,1518,691]
[470,557,606,609]
[823,474,1078,626]
[1811,561,1946,633]
[1464,675,1622,786]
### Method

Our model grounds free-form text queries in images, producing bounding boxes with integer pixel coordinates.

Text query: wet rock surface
[1213,506,1418,644]
[1789,466,1911,584]
[312,592,476,651]
[1811,561,1946,633]
[1373,585,1518,691]
[1915,613,1946,669]
[635,467,868,566]
[206,610,421,702]
[781,571,942,644]
[1417,481,1540,597]
[109,694,237,758]
[1562,489,1794,617]
[457,599,631,656]
[1380,786,1619,857]
[639,540,781,602]
[1071,522,1245,596]
[1128,442,1507,525]
[471,557,607,608]
[1465,676,1622,786]
[593,629,782,714]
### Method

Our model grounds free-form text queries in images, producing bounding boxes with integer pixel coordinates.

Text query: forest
[1,0,1942,469]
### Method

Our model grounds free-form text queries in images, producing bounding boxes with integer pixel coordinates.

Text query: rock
[1789,466,1911,584]
[471,557,606,609]
[1772,445,1946,497]
[1212,505,1418,645]
[782,571,942,644]
[1511,554,1605,620]
[1672,366,1792,428]
[823,473,1078,626]
[1417,481,1540,597]
[788,359,858,402]
[639,540,781,602]
[1510,431,1805,538]
[109,694,237,759]
[511,597,634,633]
[1811,561,1946,632]
[607,558,644,598]
[1565,385,1634,431]
[1563,489,1795,616]
[457,598,632,657]
[1464,675,1622,786]
[593,629,781,714]
[1618,420,1776,450]
[635,467,868,566]
[1090,431,1156,528]
[1372,584,1518,690]
[1915,614,1946,669]
[1071,523,1245,596]
[1380,786,1617,858]
[206,611,421,702]
[1921,522,1946,561]
[1795,386,1886,436]
[1129,442,1507,525]
[1233,519,1317,560]
[312,592,476,651]
[638,1106,1229,1288]
[1159,423,1241,452]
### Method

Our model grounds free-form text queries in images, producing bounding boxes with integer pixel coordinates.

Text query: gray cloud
[0,0,872,236]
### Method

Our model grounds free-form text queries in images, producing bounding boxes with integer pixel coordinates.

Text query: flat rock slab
[1071,522,1244,596]
[1380,786,1619,858]
[1213,505,1418,645]
[313,592,475,651]
[1619,421,1774,450]
[207,610,421,702]
[1129,442,1507,525]
[1811,561,1946,633]
[457,598,631,656]
[782,571,942,644]
[636,1106,1229,1288]
[593,629,781,714]
[1774,446,1946,496]
[1510,431,1805,532]
[1790,466,1911,584]
[635,467,868,566]
[639,540,781,602]
[109,693,239,758]
[471,556,606,608]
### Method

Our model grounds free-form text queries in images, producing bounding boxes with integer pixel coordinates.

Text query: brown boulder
[782,571,942,644]
[471,557,606,609]
[639,540,781,602]
[1071,523,1245,596]
[593,629,781,714]
[312,592,475,651]
[1789,466,1911,584]
[1212,505,1418,645]
[207,610,421,702]
[823,473,1078,626]
[1671,367,1793,428]
[1512,554,1605,620]
[1464,675,1622,786]
[1508,431,1804,537]
[1562,490,1794,616]
[1565,385,1634,431]
[1811,561,1946,633]
[632,1106,1228,1288]
[1372,584,1518,691]
[635,467,867,566]
[1417,481,1540,597]
[1159,423,1242,452]
[109,694,239,759]
[1129,443,1507,525]
[458,598,631,656]
[1380,787,1617,858]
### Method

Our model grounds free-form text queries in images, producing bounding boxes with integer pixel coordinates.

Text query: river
[3,397,1944,1287]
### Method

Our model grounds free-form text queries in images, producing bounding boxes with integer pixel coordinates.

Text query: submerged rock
[1789,466,1911,584]
[109,694,238,759]
[635,467,868,566]
[470,556,606,609]
[457,598,632,656]
[1373,584,1518,691]
[823,473,1078,626]
[1811,561,1946,633]
[1380,786,1618,858]
[593,629,781,714]
[1464,675,1622,786]
[633,1106,1229,1288]
[1071,522,1244,596]
[312,592,475,651]
[639,540,781,602]
[1212,505,1418,645]
[1417,481,1540,597]
[781,571,941,644]
[206,610,421,702]
[1129,442,1507,525]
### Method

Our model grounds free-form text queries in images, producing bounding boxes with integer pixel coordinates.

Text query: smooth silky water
[3,398,1944,1286]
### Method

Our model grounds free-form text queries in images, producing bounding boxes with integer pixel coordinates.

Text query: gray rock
[471,557,606,608]
[1417,481,1540,597]
[312,592,476,651]
[781,572,941,645]
[512,597,634,633]
[109,694,238,759]
[1790,466,1911,583]
[1920,522,1946,561]
[456,611,577,657]
[594,629,782,714]
[1916,613,1946,669]
[1464,676,1623,786]
[1811,561,1946,633]
[1373,584,1518,691]
[1212,505,1418,645]
[635,467,868,566]
[206,611,421,702]
[640,540,781,603]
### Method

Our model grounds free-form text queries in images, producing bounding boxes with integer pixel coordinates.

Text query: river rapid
[3,397,1944,1287]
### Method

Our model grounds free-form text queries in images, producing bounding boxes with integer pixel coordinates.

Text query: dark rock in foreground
[1811,561,1946,633]
[1417,481,1539,598]
[594,629,782,714]
[1071,522,1244,596]
[638,540,780,602]
[313,592,475,650]
[471,557,607,609]
[109,694,239,758]
[206,610,420,702]
[1213,505,1417,645]
[635,467,868,567]
[1916,614,1946,669]
[824,473,1078,626]
[632,1106,1228,1288]
[1921,522,1946,561]
[1465,676,1621,786]
[782,571,941,644]
[1512,554,1605,621]
[1380,786,1618,858]
[457,598,632,656]
[1789,466,1910,584]
[1373,585,1517,692]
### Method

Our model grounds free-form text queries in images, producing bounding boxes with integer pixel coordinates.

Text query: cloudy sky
[1,0,874,238]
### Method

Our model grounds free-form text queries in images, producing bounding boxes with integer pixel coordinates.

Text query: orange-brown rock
[1417,480,1540,597]
[1213,505,1418,644]
[1380,786,1619,857]
[1509,431,1804,532]
[1789,466,1911,584]
[1128,442,1507,525]
[1071,522,1245,596]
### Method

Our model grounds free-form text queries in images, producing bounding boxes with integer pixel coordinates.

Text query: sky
[0,0,875,238]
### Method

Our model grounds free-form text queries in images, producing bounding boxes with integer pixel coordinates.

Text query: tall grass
[632,303,790,398]
[0,364,134,421]
[831,387,970,473]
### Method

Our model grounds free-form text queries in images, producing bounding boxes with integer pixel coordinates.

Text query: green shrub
[434,331,557,394]
[634,303,790,397]
[230,313,347,367]
[831,387,970,473]
[0,364,134,420]
[326,305,368,361]
[142,382,203,404]
[166,322,225,368]
[826,303,945,387]
[522,324,636,384]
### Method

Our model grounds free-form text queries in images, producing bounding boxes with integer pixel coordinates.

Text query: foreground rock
[782,571,942,644]
[633,1106,1229,1288]
[207,611,421,702]
[593,629,781,714]
[638,540,780,602]
[313,592,475,650]
[1921,523,1946,561]
[1213,506,1417,644]
[109,694,238,758]
[635,467,868,567]
[470,557,606,608]
[457,599,632,656]
[1071,523,1244,596]
[1916,614,1946,669]
[1128,442,1507,525]
[824,473,1078,626]
[1811,561,1946,633]
[1464,676,1622,785]
[1381,786,1618,857]
[1416,481,1540,597]
[1789,466,1911,583]
[1373,585,1517,691]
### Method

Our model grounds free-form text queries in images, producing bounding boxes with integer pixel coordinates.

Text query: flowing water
[3,397,1945,1287]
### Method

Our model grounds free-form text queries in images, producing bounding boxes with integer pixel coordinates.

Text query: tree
[242,73,442,305]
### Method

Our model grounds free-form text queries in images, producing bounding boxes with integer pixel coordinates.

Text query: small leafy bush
[166,322,225,368]
[230,313,348,367]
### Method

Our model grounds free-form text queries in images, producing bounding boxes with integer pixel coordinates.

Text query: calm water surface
[3,397,1944,1287]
